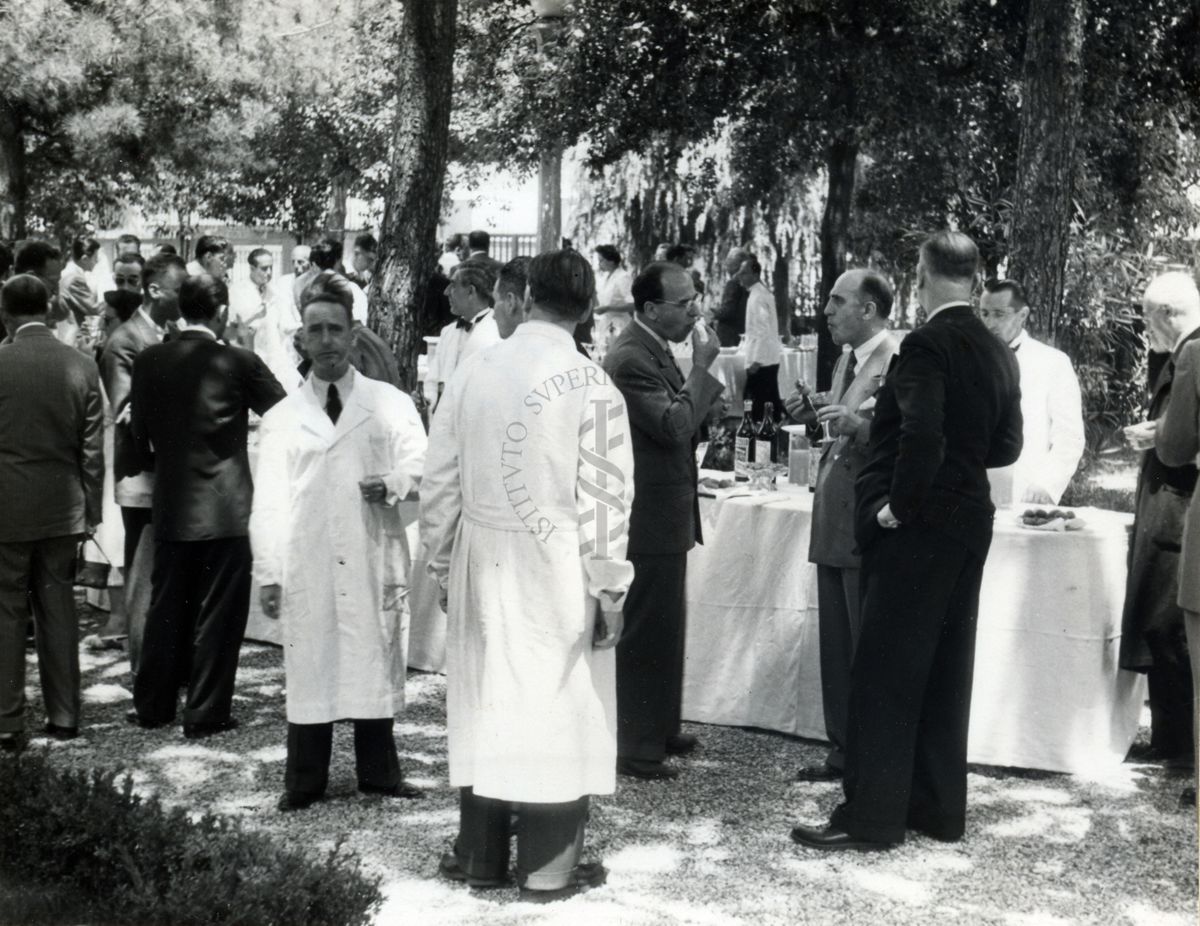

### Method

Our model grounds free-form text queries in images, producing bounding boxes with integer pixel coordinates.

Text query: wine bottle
[755,402,778,464]
[735,400,755,476]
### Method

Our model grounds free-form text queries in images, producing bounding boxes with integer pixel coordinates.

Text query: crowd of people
[0,221,1195,900]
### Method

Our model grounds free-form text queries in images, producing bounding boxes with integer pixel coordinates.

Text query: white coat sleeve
[418,379,463,591]
[1039,352,1086,503]
[376,389,428,506]
[250,410,290,588]
[576,378,636,605]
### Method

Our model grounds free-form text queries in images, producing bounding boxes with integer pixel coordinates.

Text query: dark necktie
[326,383,342,425]
[841,351,858,395]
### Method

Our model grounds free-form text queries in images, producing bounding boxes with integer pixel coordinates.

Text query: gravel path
[13,604,1199,925]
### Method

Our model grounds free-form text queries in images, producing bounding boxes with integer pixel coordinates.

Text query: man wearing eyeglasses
[604,262,723,780]
[978,278,1084,506]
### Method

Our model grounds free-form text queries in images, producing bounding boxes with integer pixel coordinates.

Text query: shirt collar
[1009,328,1029,351]
[14,321,47,335]
[633,314,671,352]
[176,320,217,338]
[852,328,889,367]
[137,306,164,336]
[310,365,355,404]
[926,300,971,322]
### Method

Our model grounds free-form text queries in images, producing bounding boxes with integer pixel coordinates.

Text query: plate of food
[1019,508,1086,532]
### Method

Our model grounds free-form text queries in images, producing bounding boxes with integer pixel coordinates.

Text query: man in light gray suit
[0,275,104,751]
[786,269,900,781]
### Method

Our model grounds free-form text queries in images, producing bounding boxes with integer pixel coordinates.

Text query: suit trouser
[830,526,986,844]
[816,564,862,771]
[617,552,687,762]
[1145,614,1195,759]
[455,787,588,891]
[133,536,251,726]
[285,718,400,797]
[0,536,81,732]
[744,364,782,423]
[1186,612,1200,776]
[120,507,152,576]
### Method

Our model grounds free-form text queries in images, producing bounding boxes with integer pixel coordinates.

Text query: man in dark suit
[711,247,749,348]
[785,269,901,783]
[129,274,286,738]
[604,262,724,779]
[1119,272,1200,766]
[99,254,185,668]
[792,231,1023,850]
[0,275,104,750]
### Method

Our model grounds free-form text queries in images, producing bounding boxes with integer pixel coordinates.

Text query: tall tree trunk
[324,171,350,238]
[0,100,26,241]
[375,0,458,391]
[1006,0,1086,341]
[817,136,857,389]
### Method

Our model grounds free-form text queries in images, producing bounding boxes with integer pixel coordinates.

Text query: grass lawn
[2,601,1196,925]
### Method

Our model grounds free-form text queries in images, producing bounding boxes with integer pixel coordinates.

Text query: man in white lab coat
[979,278,1085,505]
[251,272,428,812]
[420,250,635,902]
[428,259,502,405]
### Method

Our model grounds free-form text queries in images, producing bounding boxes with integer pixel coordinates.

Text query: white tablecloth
[681,483,1145,775]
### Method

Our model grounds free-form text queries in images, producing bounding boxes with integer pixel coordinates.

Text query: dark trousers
[816,564,862,771]
[617,552,687,762]
[830,526,987,844]
[120,507,152,578]
[455,787,588,891]
[285,718,400,797]
[0,536,80,732]
[744,364,783,422]
[1146,618,1195,758]
[133,536,251,726]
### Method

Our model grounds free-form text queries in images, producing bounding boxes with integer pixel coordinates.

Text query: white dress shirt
[988,328,1085,505]
[742,281,782,367]
[432,308,501,386]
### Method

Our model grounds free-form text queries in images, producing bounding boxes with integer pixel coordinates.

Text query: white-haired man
[1120,271,1200,769]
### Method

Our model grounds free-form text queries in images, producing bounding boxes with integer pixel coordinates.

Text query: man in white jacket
[979,278,1085,505]
[420,250,635,902]
[251,272,428,812]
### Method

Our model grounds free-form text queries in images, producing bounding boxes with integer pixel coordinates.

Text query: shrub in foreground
[0,754,382,926]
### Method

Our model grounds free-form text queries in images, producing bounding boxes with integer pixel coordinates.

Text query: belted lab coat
[250,370,427,723]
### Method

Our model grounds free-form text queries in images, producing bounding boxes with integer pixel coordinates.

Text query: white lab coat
[229,280,302,393]
[428,309,502,388]
[988,330,1085,505]
[420,320,636,804]
[250,371,427,723]
[743,280,782,367]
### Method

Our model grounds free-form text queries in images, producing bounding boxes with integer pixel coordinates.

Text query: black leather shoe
[1180,786,1196,808]
[277,791,322,812]
[437,851,509,889]
[43,723,78,740]
[796,763,842,782]
[789,823,894,852]
[665,734,698,756]
[125,709,169,730]
[359,780,424,799]
[518,862,607,903]
[617,757,679,780]
[183,718,239,740]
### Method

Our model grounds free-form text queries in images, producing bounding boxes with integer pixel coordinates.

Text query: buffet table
[681,483,1145,775]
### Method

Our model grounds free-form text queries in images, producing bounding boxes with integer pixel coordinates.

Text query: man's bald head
[723,246,749,276]
[1143,271,1200,352]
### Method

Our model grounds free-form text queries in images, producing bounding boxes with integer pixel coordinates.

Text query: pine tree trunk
[374,0,458,391]
[817,136,858,389]
[1006,0,1086,340]
[0,100,26,241]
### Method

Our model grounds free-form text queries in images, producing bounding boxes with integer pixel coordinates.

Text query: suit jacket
[604,320,725,556]
[809,332,901,568]
[1156,337,1200,613]
[0,324,104,541]
[131,331,286,542]
[100,310,161,500]
[1118,325,1200,669]
[712,278,748,348]
[855,305,1023,560]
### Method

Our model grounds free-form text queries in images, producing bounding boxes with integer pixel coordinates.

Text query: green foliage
[0,753,383,926]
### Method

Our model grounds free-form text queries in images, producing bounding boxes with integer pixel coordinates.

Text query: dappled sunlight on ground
[8,603,1197,924]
